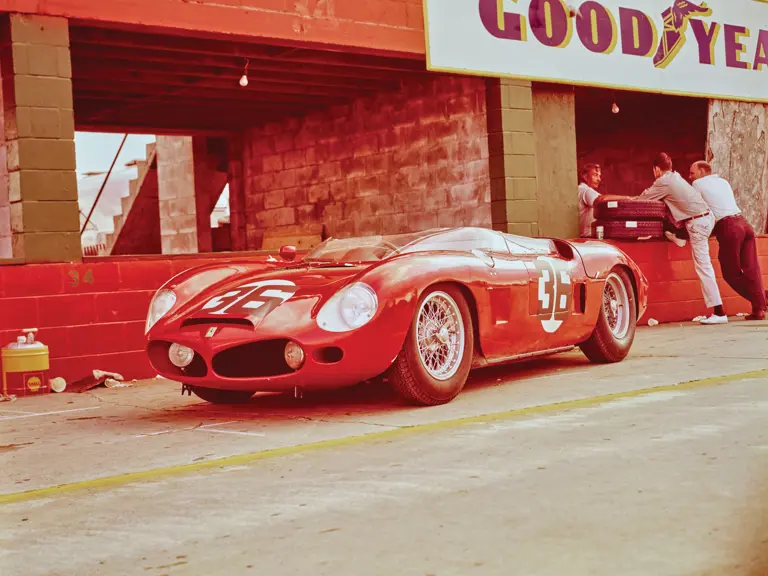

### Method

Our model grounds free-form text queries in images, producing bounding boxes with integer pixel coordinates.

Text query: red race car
[145,227,648,406]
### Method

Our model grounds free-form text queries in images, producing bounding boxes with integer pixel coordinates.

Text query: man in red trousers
[689,161,767,321]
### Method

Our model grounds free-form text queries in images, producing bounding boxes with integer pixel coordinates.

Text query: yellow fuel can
[1,329,50,398]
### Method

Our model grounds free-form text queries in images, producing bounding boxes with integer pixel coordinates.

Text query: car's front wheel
[580,267,637,363]
[188,386,255,404]
[388,284,474,406]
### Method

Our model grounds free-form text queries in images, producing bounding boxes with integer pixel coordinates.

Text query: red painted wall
[1,238,765,385]
[613,238,768,323]
[240,75,491,248]
[0,252,279,384]
[0,0,426,56]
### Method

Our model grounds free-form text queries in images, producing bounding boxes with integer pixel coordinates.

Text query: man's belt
[679,211,711,225]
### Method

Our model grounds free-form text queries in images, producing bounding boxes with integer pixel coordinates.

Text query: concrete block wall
[487,78,538,238]
[156,136,199,255]
[0,14,80,262]
[240,75,491,248]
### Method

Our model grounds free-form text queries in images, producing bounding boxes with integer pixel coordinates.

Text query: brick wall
[240,75,490,248]
[576,89,709,196]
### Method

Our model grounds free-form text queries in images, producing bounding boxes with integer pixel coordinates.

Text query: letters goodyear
[425,0,768,102]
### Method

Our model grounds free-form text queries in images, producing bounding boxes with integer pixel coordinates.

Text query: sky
[75,132,156,177]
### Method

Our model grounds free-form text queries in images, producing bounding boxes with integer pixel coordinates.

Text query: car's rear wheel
[388,284,473,406]
[580,267,637,364]
[188,386,255,404]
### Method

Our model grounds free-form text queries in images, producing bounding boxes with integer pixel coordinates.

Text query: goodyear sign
[424,0,768,102]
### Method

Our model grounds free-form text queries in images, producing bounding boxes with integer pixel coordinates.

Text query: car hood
[164,263,368,330]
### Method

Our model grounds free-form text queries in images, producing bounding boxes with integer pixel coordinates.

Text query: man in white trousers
[635,153,727,325]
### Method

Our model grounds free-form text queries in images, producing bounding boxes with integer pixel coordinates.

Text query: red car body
[145,227,648,394]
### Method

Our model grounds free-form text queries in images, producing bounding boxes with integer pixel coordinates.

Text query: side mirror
[279,245,297,262]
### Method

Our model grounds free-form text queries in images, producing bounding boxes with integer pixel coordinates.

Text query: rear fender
[566,240,649,319]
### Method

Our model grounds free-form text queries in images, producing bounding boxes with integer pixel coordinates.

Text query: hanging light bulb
[611,101,620,114]
[239,58,249,87]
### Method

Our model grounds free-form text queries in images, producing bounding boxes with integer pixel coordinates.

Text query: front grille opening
[313,346,344,364]
[182,318,253,329]
[147,341,208,378]
[212,339,295,378]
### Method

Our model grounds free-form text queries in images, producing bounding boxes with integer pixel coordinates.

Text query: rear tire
[593,219,664,240]
[580,268,637,364]
[387,284,473,406]
[189,386,254,404]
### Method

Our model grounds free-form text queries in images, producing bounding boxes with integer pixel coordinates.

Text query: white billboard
[424,0,768,102]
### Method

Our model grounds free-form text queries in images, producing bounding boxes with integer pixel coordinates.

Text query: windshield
[304,231,439,264]
[304,228,510,263]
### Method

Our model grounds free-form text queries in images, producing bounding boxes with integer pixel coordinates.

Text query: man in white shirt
[689,161,766,321]
[578,163,601,237]
[636,153,726,325]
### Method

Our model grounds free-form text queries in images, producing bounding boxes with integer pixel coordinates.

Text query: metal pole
[80,133,129,235]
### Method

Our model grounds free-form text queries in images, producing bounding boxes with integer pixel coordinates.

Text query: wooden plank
[71,67,378,98]
[0,0,426,58]
[69,46,427,82]
[69,25,426,71]
[71,57,400,92]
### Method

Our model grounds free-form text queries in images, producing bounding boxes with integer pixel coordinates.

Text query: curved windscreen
[304,227,510,263]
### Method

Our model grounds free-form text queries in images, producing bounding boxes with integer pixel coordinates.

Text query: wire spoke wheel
[603,272,630,340]
[416,291,465,382]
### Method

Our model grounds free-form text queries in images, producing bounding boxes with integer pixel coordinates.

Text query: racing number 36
[533,257,572,333]
[201,280,298,318]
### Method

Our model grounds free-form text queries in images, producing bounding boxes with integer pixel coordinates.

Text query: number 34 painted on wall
[68,269,94,287]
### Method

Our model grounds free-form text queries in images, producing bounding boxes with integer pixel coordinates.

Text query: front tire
[388,284,474,406]
[189,386,254,404]
[580,268,637,364]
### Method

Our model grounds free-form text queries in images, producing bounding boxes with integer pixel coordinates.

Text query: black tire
[593,219,664,240]
[189,386,254,404]
[387,284,474,406]
[580,267,637,364]
[594,199,667,221]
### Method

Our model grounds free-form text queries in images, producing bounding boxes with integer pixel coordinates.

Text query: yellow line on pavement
[2,368,767,506]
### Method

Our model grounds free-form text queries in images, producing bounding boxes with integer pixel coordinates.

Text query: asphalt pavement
[1,321,767,576]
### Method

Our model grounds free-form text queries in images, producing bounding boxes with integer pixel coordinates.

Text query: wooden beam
[76,122,237,137]
[69,26,427,72]
[70,56,401,92]
[71,79,352,106]
[6,1,426,59]
[74,94,314,114]
[69,44,427,82]
[67,16,425,60]
[75,105,289,132]
[71,67,377,98]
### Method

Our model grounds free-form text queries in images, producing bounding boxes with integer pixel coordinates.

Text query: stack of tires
[592,198,667,240]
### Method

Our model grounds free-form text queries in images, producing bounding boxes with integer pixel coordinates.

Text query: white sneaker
[699,314,728,325]
[665,231,687,248]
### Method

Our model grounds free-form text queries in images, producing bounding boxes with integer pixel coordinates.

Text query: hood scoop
[181,317,254,329]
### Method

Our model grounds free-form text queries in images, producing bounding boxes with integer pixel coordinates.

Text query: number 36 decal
[201,279,298,319]
[533,257,572,334]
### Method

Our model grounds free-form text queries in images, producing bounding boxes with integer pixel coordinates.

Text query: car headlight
[317,282,378,333]
[145,289,177,333]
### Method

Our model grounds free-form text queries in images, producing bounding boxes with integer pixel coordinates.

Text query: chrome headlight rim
[317,282,378,333]
[145,288,177,334]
